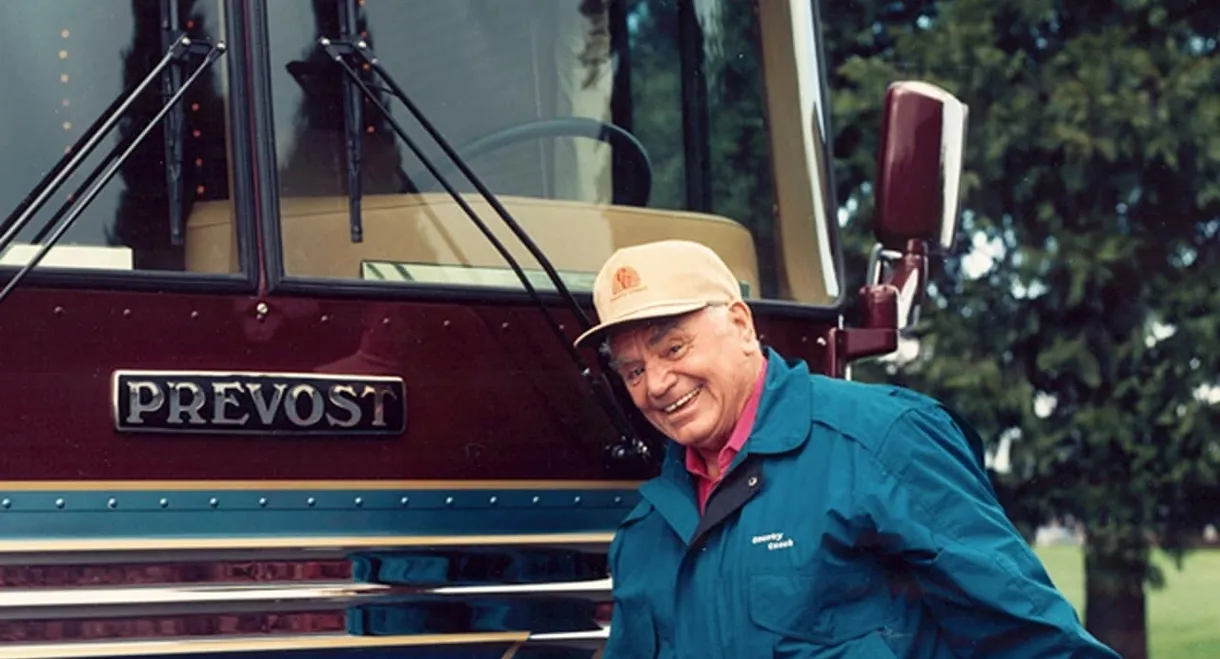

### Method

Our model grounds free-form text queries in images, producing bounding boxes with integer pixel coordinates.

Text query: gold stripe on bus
[0,532,616,554]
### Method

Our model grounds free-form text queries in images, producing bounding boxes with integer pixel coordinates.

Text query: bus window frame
[0,0,261,296]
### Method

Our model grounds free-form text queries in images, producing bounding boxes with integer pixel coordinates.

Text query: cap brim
[572,300,712,349]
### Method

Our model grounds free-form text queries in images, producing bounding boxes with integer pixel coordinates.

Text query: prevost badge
[111,370,406,435]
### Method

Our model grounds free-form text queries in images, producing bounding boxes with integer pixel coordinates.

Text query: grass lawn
[1035,545,1220,659]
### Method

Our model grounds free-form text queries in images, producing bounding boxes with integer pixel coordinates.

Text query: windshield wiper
[336,1,365,242]
[0,35,226,305]
[319,37,657,468]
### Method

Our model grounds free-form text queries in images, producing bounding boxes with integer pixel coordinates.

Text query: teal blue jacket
[604,349,1118,658]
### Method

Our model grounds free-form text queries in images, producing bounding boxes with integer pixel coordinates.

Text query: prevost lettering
[112,370,406,435]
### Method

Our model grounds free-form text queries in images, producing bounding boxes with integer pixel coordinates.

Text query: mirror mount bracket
[825,237,929,378]
[825,282,897,379]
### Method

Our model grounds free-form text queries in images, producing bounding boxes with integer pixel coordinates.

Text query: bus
[0,1,965,657]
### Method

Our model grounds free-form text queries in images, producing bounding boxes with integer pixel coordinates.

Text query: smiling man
[574,240,1119,658]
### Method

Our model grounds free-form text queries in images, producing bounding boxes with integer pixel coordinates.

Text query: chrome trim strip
[0,632,531,659]
[0,579,615,620]
[529,629,610,641]
[431,577,612,596]
[0,582,384,620]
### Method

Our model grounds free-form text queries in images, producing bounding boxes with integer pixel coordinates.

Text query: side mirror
[874,81,968,253]
[826,82,968,377]
[869,82,968,332]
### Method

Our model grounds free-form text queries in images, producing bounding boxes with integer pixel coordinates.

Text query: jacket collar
[734,347,813,456]
[638,347,814,543]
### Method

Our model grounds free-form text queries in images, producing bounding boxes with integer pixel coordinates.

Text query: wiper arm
[0,36,226,305]
[161,0,186,247]
[337,1,364,243]
[319,37,657,467]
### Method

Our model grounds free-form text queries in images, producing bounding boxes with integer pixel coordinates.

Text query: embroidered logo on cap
[610,265,644,298]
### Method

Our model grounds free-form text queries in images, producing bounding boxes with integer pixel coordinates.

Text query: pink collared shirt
[686,361,768,513]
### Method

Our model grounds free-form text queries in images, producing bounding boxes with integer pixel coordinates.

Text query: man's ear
[727,301,758,352]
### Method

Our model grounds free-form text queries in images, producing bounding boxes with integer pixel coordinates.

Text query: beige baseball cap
[573,239,743,348]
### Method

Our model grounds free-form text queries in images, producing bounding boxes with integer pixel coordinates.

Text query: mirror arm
[878,238,929,334]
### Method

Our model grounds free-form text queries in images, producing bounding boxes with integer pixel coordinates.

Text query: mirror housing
[874,81,968,253]
[826,82,968,377]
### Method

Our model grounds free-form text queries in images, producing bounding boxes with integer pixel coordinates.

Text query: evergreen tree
[825,2,1220,657]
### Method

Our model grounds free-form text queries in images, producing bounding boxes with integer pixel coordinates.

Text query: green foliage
[824,0,1220,596]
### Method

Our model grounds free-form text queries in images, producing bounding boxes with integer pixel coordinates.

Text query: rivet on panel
[1,499,10,509]
[354,497,363,507]
[307,497,316,507]
[817,337,828,347]
[320,314,330,323]
[489,496,498,505]
[107,498,117,509]
[259,497,268,507]
[159,498,169,508]
[532,496,541,505]
[382,317,391,325]
[574,496,582,505]
[190,311,199,319]
[54,306,64,316]
[801,336,808,343]
[400,496,410,506]
[122,309,132,318]
[209,497,219,508]
[443,319,451,327]
[501,322,509,330]
[445,497,455,506]
[614,496,623,505]
[55,498,65,509]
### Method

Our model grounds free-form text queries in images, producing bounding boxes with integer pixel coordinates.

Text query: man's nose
[645,362,676,399]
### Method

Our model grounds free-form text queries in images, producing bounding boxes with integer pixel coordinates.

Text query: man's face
[606,302,761,454]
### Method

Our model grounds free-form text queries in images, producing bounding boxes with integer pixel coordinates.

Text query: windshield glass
[250,0,840,305]
[0,0,235,274]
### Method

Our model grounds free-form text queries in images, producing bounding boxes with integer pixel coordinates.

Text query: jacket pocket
[747,566,896,646]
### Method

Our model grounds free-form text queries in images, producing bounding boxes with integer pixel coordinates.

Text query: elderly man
[574,240,1118,658]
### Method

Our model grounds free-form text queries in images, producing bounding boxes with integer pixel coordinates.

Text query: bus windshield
[0,0,841,307]
[245,0,841,305]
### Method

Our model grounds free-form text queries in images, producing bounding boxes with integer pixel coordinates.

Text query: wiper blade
[0,36,226,305]
[319,37,656,466]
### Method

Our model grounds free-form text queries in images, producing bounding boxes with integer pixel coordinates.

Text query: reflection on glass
[0,0,234,273]
[266,0,826,303]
